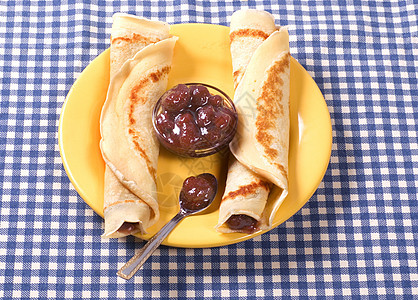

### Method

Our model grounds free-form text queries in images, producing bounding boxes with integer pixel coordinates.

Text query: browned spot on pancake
[233,69,241,80]
[255,53,290,163]
[149,66,171,82]
[129,81,148,104]
[129,118,136,126]
[222,180,270,202]
[127,66,171,180]
[104,199,144,211]
[132,139,157,180]
[129,66,171,106]
[275,163,287,179]
[230,29,270,43]
[111,33,160,45]
[233,69,243,89]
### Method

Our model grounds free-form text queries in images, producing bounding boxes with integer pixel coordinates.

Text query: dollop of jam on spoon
[179,173,217,212]
[117,173,218,280]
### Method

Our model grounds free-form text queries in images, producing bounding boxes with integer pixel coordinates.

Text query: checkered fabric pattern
[0,0,416,299]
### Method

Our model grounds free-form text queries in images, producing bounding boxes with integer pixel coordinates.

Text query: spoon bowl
[117,173,218,280]
[179,173,218,214]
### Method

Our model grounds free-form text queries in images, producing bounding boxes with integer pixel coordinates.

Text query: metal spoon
[117,173,218,280]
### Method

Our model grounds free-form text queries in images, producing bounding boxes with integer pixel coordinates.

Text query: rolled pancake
[216,10,290,233]
[101,13,176,238]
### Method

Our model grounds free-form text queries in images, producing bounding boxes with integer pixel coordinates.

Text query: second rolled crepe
[100,13,177,238]
[217,9,290,233]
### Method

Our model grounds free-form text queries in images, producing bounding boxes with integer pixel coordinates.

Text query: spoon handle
[117,212,184,280]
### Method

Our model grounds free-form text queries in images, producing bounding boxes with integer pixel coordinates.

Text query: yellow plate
[59,24,332,248]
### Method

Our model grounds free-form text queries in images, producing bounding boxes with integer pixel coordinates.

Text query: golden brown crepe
[100,13,177,238]
[216,9,290,233]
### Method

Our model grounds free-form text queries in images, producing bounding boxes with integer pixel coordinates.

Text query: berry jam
[153,84,237,157]
[179,173,218,211]
[226,214,258,233]
[117,222,140,235]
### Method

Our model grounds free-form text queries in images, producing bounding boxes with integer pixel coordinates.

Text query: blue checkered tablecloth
[0,0,417,299]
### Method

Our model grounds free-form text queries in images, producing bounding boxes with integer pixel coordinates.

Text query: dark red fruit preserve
[179,173,217,211]
[226,214,258,233]
[117,222,139,235]
[153,83,237,157]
